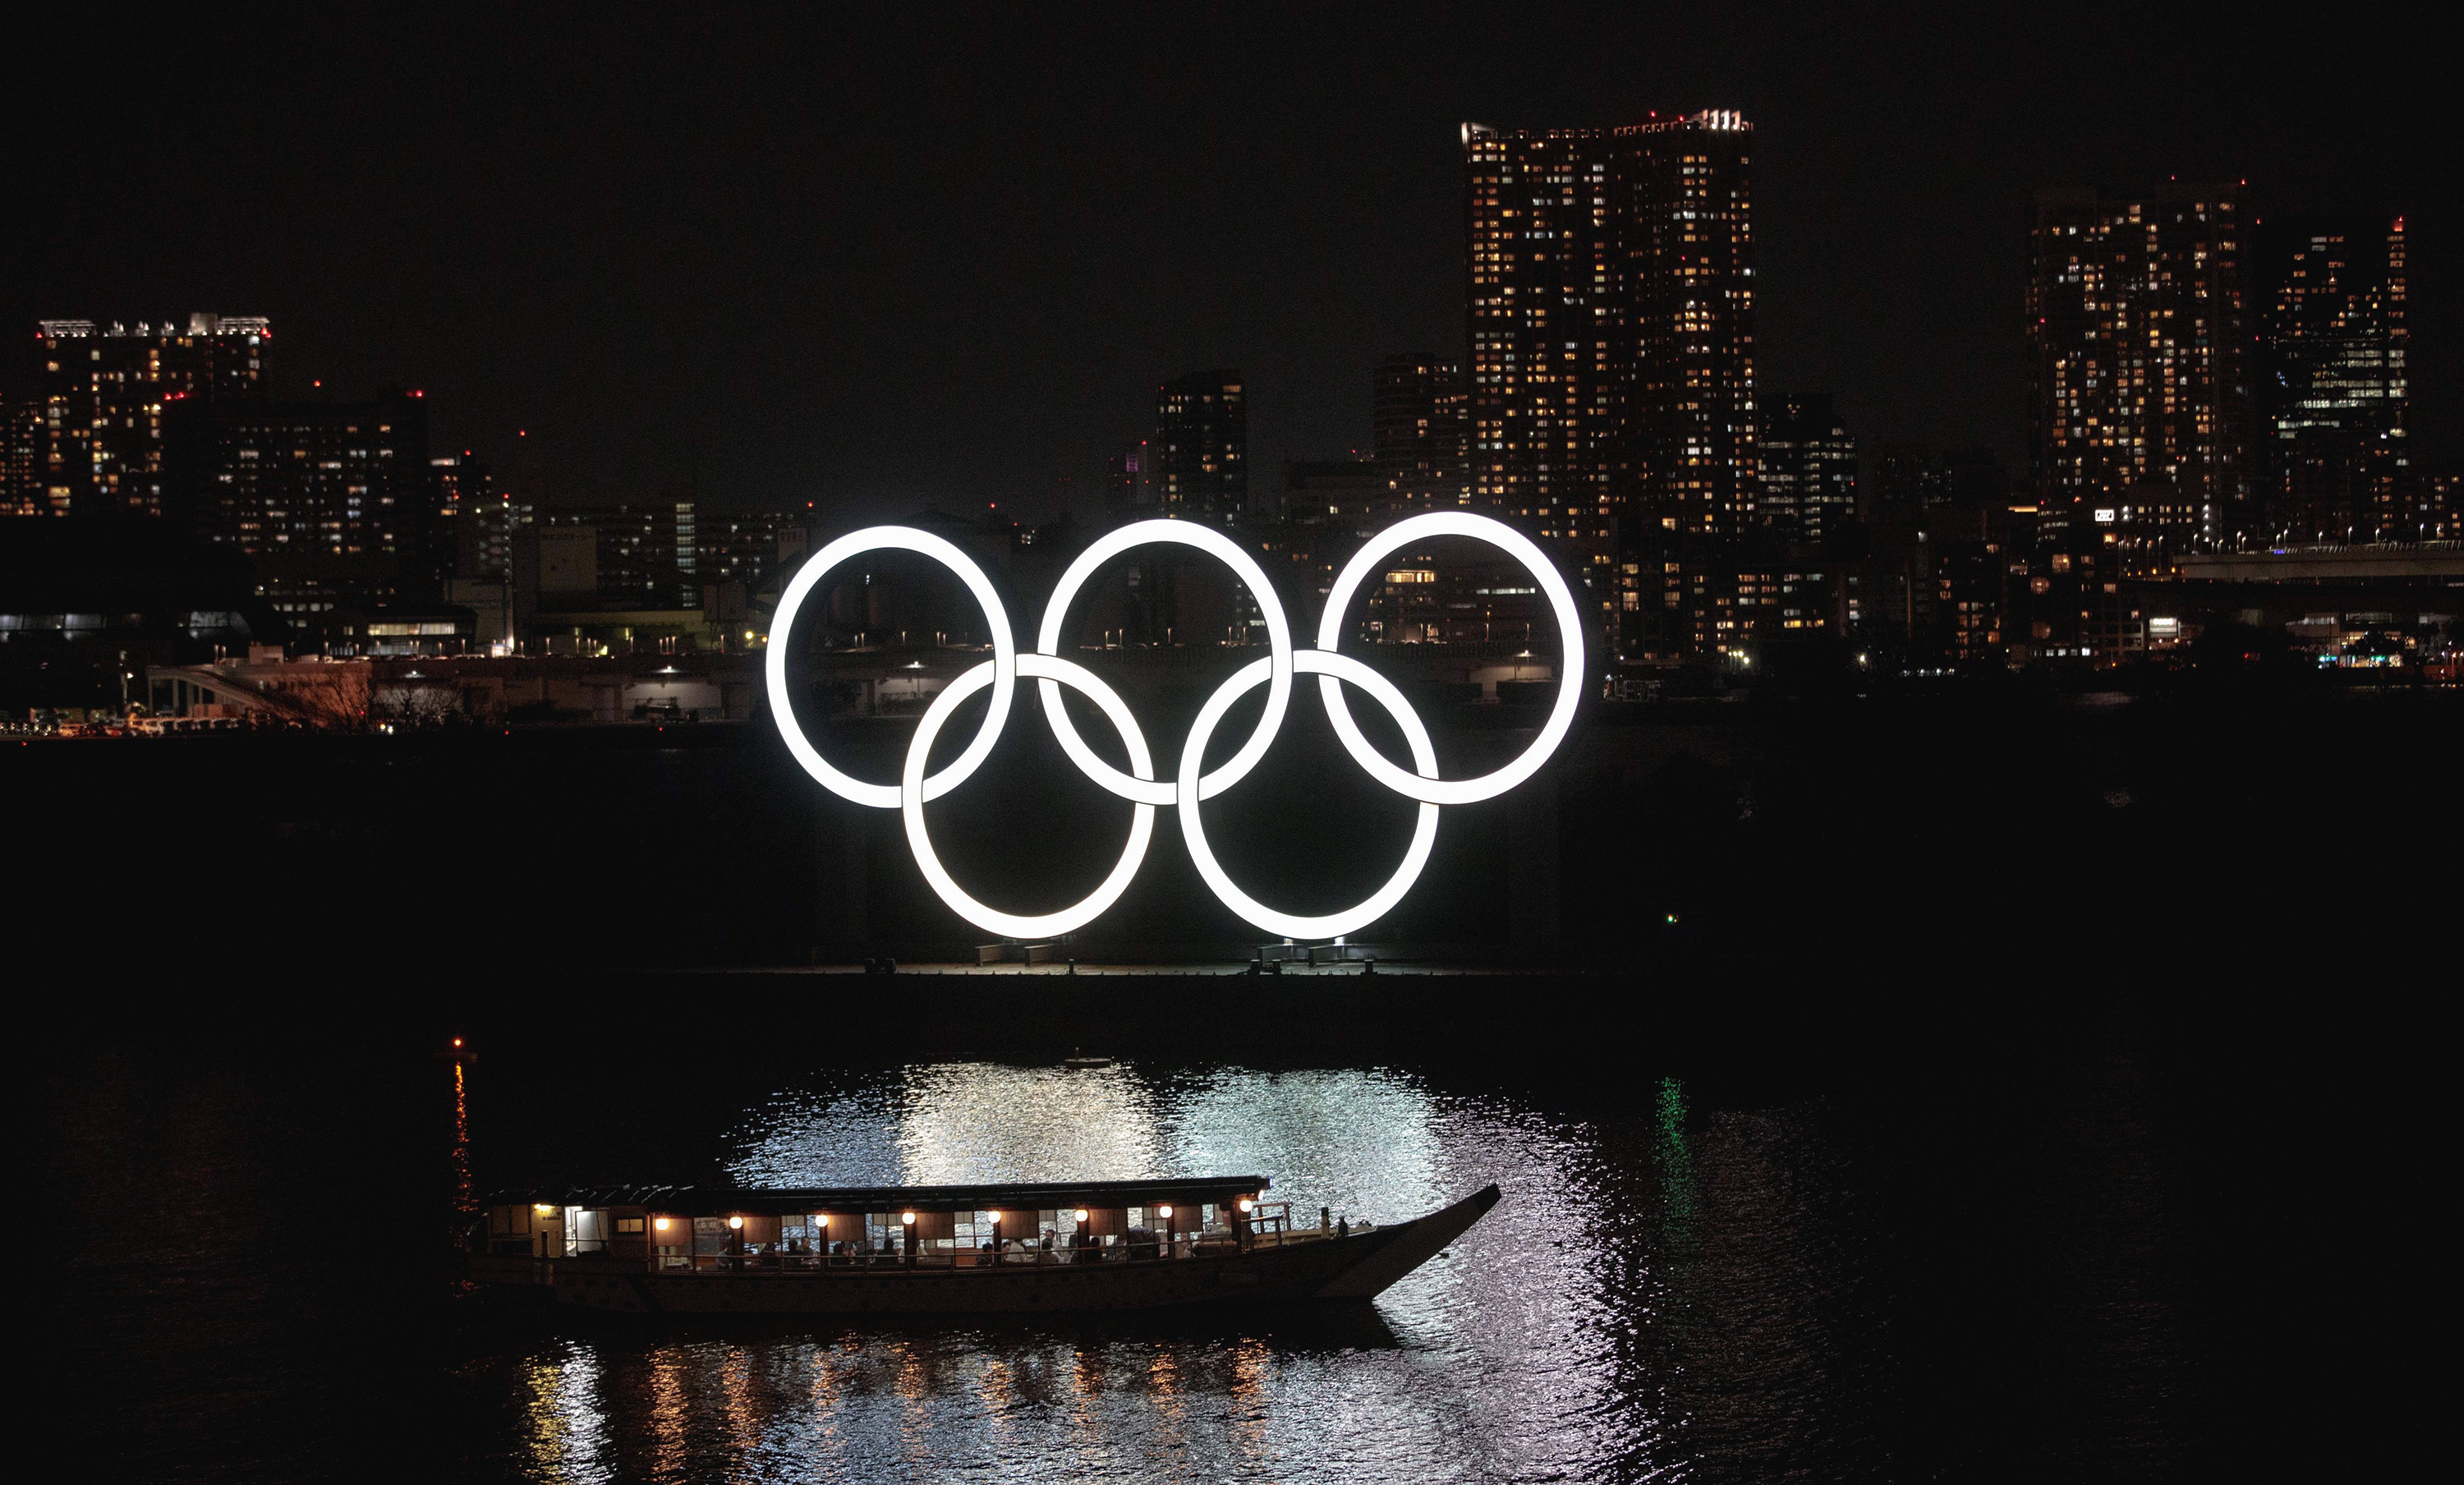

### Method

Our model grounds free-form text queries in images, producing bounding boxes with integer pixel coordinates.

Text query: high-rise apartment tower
[1154,370,1248,522]
[170,392,434,611]
[1615,111,1758,538]
[1,393,40,516]
[1372,353,1469,508]
[1462,112,1758,549]
[29,315,269,518]
[2026,186,2253,553]
[1462,123,1620,544]
[2255,214,2408,544]
[1758,393,1856,542]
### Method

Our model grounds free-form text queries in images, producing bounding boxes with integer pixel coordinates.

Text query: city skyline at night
[1,16,2454,692]
[11,17,2457,1483]
[2,11,2452,525]
[2,93,2454,695]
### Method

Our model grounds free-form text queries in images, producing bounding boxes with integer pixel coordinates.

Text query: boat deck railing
[630,1206,1374,1275]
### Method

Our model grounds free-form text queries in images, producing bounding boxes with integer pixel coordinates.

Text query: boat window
[614,1216,645,1234]
[564,1208,608,1257]
[564,1207,611,1256]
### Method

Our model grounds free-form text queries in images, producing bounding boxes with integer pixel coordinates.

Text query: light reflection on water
[482,1061,1862,1483]
[522,1341,613,1485]
[39,1015,2208,1480]
[480,1064,1626,1478]
[725,1064,1455,1222]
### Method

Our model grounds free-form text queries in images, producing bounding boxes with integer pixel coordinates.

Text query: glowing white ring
[1036,519,1291,802]
[763,514,1580,942]
[1177,651,1441,940]
[1314,511,1584,805]
[766,526,1018,809]
[902,652,1156,940]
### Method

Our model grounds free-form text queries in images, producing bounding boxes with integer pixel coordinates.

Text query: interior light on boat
[534,1204,554,1215]
[901,1211,917,1225]
[727,1216,743,1230]
[816,1215,829,1227]
[653,1217,670,1231]
[1156,1205,1173,1219]
[1073,1209,1090,1222]
[1237,1198,1254,1213]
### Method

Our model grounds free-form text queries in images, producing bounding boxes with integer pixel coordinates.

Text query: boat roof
[489,1175,1273,1216]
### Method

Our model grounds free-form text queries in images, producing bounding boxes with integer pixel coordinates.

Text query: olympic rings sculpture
[765,513,1584,942]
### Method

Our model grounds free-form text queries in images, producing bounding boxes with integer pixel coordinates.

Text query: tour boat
[467,1175,1499,1313]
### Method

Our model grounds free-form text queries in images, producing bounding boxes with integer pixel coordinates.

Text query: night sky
[6,6,2452,521]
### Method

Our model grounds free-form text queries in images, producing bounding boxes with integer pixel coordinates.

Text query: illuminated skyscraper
[175,392,434,611]
[696,508,803,584]
[1372,352,1469,508]
[1154,370,1248,522]
[1756,393,1856,541]
[1,393,39,517]
[30,314,269,517]
[542,500,703,608]
[2026,186,2253,553]
[1462,111,1758,550]
[1614,111,1758,538]
[431,453,493,575]
[2255,214,2408,543]
[1462,122,1620,543]
[458,488,536,583]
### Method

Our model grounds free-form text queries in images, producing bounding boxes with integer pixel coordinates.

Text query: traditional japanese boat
[467,1175,1499,1313]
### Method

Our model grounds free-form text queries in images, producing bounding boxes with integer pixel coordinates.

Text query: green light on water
[1656,1075,1696,1222]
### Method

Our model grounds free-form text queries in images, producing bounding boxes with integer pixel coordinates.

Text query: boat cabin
[479,1176,1296,1269]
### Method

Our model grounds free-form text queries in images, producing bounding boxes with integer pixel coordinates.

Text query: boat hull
[476,1185,1500,1315]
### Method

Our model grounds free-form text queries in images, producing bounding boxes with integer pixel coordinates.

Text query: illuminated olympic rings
[765,514,1584,940]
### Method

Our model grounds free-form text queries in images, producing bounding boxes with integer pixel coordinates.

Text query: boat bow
[1310,1184,1501,1299]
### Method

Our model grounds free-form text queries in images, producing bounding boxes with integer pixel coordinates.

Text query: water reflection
[648,1061,1631,1481]
[43,1023,2210,1481]
[451,1062,475,1216]
[729,1063,1460,1224]
[523,1341,612,1484]
[453,1059,2055,1481]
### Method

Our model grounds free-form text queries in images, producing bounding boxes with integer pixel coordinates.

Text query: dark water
[24,697,2450,1478]
[20,691,2457,968]
[34,982,2416,1483]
